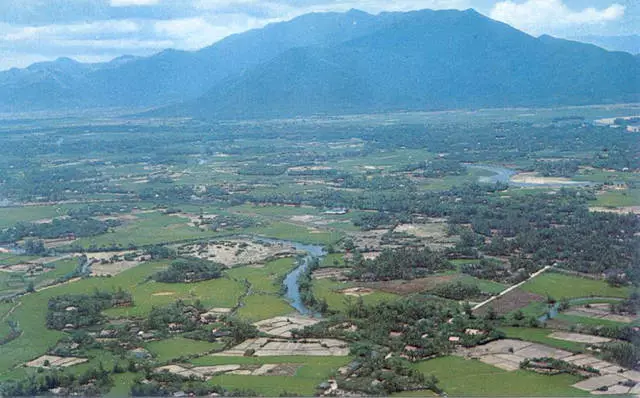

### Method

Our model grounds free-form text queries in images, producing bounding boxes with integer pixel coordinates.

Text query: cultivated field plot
[25,355,88,368]
[456,338,640,394]
[253,315,320,338]
[474,288,545,316]
[565,303,636,324]
[155,363,300,378]
[213,337,350,356]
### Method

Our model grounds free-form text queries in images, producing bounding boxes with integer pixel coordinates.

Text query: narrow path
[472,265,551,311]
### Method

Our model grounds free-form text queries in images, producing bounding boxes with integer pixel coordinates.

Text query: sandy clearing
[178,239,297,267]
[394,223,448,239]
[151,291,175,296]
[341,287,374,297]
[213,337,350,357]
[510,172,582,185]
[26,355,88,368]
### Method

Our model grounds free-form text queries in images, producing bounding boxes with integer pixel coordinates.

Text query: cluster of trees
[519,357,600,376]
[432,281,483,300]
[531,160,580,177]
[46,289,132,330]
[610,292,639,315]
[1,366,113,396]
[145,300,203,332]
[204,214,260,232]
[152,257,223,283]
[350,247,452,281]
[0,216,116,244]
[130,371,258,397]
[338,354,437,395]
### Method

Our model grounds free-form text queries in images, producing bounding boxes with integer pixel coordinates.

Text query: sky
[0,0,637,71]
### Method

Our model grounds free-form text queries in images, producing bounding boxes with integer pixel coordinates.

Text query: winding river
[259,238,325,315]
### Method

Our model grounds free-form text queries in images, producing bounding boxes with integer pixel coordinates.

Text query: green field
[0,205,77,229]
[236,294,294,321]
[146,337,224,362]
[226,257,295,294]
[319,253,347,268]
[248,221,341,245]
[190,356,350,396]
[413,356,587,396]
[591,188,640,207]
[73,211,226,249]
[522,273,631,300]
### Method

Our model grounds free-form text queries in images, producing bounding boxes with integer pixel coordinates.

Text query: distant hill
[0,10,396,112]
[570,35,639,55]
[163,9,639,119]
[0,9,638,116]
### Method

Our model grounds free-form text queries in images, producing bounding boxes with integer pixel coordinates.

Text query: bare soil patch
[253,315,320,338]
[26,355,88,368]
[365,274,458,295]
[213,338,350,356]
[312,268,348,280]
[474,288,544,316]
[177,239,297,267]
[341,287,374,297]
[88,251,146,276]
[152,291,175,296]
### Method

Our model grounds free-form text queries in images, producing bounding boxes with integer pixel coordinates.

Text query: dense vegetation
[46,290,133,330]
[152,258,223,283]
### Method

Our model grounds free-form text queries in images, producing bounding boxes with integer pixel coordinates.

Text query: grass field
[521,273,631,300]
[107,372,140,397]
[226,257,295,294]
[498,327,586,353]
[73,211,225,249]
[592,188,640,207]
[0,205,78,229]
[248,221,341,245]
[236,294,294,321]
[146,337,224,362]
[319,253,347,268]
[193,356,350,396]
[413,356,587,396]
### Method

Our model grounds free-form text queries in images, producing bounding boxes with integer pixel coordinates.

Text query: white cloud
[490,0,625,35]
[110,0,160,6]
[154,15,275,49]
[2,20,140,41]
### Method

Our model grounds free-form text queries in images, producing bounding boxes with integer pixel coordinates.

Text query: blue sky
[0,0,637,70]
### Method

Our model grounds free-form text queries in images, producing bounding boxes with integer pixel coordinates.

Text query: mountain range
[0,9,638,118]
